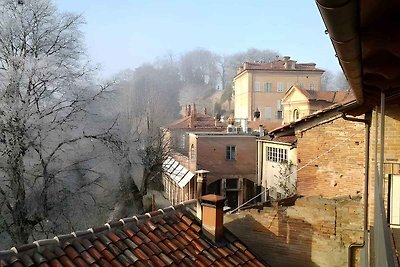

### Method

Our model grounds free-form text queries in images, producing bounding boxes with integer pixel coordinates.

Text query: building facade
[281,85,354,124]
[233,56,324,124]
[257,136,297,202]
[188,132,257,209]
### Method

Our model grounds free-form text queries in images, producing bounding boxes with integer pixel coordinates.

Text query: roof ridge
[0,199,197,259]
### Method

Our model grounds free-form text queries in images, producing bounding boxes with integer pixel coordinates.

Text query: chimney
[203,107,207,115]
[185,105,189,117]
[196,170,209,219]
[189,103,196,128]
[188,105,191,116]
[200,194,226,243]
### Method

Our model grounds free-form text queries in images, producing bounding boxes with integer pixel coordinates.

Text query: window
[266,147,288,162]
[277,82,285,92]
[310,83,315,90]
[226,179,238,189]
[276,110,283,119]
[276,100,282,110]
[264,82,272,92]
[293,109,300,120]
[264,107,272,119]
[226,145,236,160]
[254,82,260,92]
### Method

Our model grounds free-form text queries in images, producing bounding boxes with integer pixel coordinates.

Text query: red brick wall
[296,117,365,198]
[190,135,257,185]
[225,196,363,267]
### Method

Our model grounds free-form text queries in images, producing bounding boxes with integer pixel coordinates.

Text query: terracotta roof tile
[72,257,88,267]
[146,242,162,255]
[87,247,102,261]
[156,242,172,255]
[0,200,268,267]
[97,258,112,267]
[158,253,174,266]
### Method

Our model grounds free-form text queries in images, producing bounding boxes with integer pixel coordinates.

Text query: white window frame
[264,82,272,92]
[266,147,288,162]
[254,82,261,92]
[277,82,285,92]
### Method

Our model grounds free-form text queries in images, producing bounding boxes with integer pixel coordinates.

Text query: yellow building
[233,56,324,124]
[281,85,354,124]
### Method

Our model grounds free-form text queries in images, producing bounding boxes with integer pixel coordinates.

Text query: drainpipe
[342,112,371,267]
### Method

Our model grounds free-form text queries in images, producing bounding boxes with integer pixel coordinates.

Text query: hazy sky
[55,0,341,78]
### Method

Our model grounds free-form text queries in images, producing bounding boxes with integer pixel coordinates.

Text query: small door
[390,175,400,225]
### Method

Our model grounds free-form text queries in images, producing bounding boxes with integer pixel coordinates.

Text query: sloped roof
[258,135,297,145]
[162,157,194,188]
[298,88,354,104]
[269,99,358,136]
[165,113,226,130]
[283,85,355,104]
[0,200,266,267]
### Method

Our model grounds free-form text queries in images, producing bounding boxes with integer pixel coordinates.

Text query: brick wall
[225,196,363,267]
[295,117,365,198]
[190,134,257,185]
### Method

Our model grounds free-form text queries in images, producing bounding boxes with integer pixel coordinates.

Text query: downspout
[342,112,371,267]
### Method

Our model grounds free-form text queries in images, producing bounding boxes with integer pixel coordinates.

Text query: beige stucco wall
[233,72,250,119]
[257,140,297,201]
[234,70,322,122]
[282,89,311,124]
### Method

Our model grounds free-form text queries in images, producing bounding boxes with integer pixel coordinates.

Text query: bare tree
[0,0,113,246]
[105,64,180,218]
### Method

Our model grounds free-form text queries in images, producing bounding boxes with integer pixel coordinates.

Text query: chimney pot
[200,194,226,243]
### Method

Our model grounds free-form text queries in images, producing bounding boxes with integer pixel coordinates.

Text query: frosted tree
[0,0,113,246]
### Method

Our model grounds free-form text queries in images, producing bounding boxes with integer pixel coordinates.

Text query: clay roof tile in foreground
[0,200,267,267]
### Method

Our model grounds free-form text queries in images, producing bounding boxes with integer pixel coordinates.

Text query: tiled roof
[296,87,355,104]
[258,135,297,145]
[165,113,226,130]
[269,99,358,135]
[234,59,325,78]
[0,200,267,267]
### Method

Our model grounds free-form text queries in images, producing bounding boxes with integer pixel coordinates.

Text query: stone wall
[295,117,365,198]
[225,196,364,267]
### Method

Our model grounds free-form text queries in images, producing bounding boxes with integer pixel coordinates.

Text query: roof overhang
[316,0,400,112]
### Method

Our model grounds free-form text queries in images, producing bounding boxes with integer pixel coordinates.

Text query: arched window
[293,109,299,121]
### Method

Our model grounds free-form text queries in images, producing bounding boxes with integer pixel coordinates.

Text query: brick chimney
[189,103,196,128]
[196,170,209,219]
[200,194,226,243]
